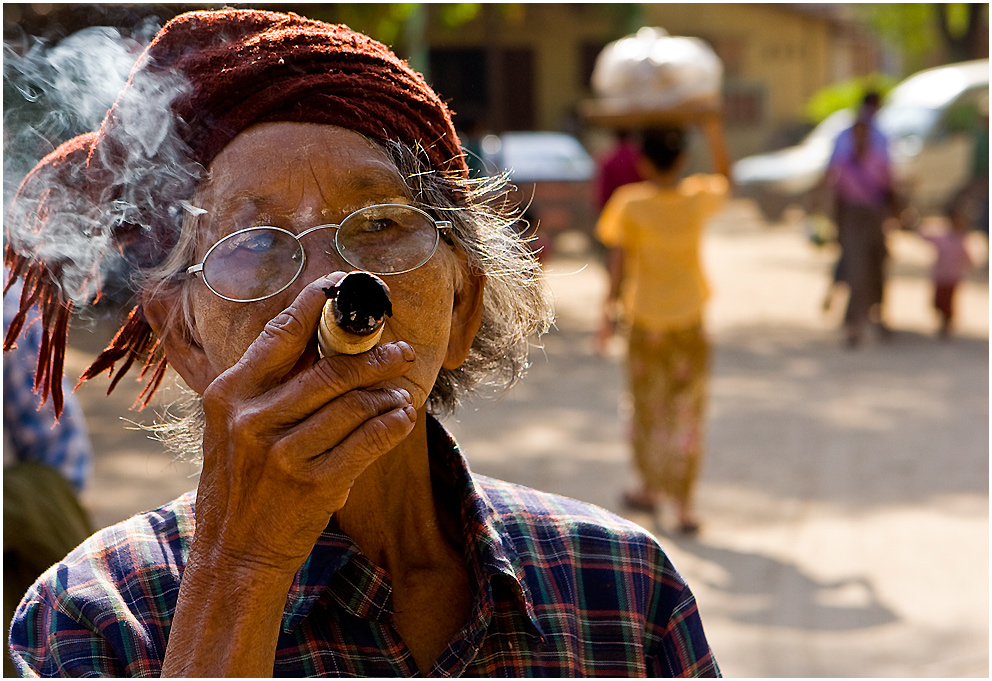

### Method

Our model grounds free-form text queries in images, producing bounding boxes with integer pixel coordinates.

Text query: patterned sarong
[626,323,710,503]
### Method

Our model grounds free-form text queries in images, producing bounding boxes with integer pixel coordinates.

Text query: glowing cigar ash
[317,271,393,356]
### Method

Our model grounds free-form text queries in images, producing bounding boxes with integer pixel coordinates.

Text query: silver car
[478,131,597,249]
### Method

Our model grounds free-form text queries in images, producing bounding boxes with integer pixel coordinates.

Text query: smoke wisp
[4,18,202,306]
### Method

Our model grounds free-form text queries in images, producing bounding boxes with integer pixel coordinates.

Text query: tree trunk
[935,3,988,63]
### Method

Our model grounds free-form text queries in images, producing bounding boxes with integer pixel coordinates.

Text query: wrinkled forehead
[192,122,412,238]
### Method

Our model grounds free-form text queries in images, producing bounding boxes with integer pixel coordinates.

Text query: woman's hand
[194,273,417,571]
[597,247,625,358]
[163,274,417,676]
[595,306,618,357]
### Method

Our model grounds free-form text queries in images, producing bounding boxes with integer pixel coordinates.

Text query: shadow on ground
[454,321,989,512]
[707,324,989,506]
[671,535,897,631]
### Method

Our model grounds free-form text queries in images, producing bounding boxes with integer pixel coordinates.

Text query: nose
[299,228,352,283]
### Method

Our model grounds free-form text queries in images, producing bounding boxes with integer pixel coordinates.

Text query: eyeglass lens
[204,228,304,301]
[201,205,440,302]
[337,205,439,274]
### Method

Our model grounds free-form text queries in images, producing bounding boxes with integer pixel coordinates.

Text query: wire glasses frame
[186,203,453,303]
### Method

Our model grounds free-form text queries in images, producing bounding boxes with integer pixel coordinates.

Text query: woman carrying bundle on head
[596,120,730,536]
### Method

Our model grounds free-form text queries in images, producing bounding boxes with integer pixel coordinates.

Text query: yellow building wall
[427,4,847,155]
[428,4,629,131]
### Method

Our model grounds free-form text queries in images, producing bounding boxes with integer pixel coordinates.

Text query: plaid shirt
[10,416,719,677]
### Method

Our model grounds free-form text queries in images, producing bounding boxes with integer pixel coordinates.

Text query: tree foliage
[313,4,527,51]
[804,73,899,123]
[853,3,988,74]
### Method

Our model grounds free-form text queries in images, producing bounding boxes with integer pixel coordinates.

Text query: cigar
[318,272,393,356]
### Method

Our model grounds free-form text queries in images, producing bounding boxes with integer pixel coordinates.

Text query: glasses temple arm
[436,220,454,246]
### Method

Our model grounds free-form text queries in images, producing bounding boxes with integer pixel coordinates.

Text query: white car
[479,131,595,182]
[476,131,597,248]
[733,59,989,221]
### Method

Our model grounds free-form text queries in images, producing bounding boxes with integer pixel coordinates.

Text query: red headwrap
[4,9,467,415]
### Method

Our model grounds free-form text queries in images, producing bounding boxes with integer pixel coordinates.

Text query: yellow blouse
[596,174,728,331]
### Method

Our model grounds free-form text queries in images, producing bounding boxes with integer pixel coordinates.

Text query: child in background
[922,199,973,338]
[596,123,729,534]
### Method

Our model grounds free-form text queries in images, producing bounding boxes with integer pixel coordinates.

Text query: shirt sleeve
[828,128,850,168]
[9,579,129,678]
[647,582,721,678]
[682,174,729,222]
[628,530,720,677]
[7,507,187,678]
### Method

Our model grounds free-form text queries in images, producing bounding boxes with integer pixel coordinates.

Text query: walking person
[921,198,974,338]
[596,121,730,534]
[825,92,897,347]
[595,129,644,211]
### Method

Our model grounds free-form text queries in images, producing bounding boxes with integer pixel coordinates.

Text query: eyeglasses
[186,204,452,303]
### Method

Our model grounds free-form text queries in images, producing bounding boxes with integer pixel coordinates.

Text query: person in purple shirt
[825,91,896,347]
[829,91,888,166]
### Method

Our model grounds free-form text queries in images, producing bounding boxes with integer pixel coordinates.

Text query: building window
[429,48,488,126]
[723,82,765,127]
[700,34,745,79]
[580,41,610,91]
[498,48,536,130]
[429,47,536,132]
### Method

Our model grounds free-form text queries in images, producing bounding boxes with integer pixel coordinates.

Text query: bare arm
[161,276,418,677]
[596,246,625,355]
[700,112,731,180]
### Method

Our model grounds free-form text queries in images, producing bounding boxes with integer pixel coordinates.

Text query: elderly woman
[6,9,719,677]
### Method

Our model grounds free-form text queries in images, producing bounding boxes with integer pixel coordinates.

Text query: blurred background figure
[595,129,644,211]
[824,91,896,347]
[831,91,886,161]
[3,267,94,678]
[919,196,975,338]
[595,121,729,534]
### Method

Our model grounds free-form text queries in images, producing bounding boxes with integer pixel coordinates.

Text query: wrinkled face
[184,122,461,408]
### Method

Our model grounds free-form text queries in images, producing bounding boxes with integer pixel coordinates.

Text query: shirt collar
[280,415,542,639]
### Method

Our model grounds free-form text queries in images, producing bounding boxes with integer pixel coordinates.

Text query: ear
[443,266,485,370]
[141,288,215,394]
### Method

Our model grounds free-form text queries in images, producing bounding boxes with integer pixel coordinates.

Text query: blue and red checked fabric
[9,416,719,677]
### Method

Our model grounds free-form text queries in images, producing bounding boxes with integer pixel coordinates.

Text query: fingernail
[396,342,415,362]
[396,388,412,404]
[403,405,417,422]
[319,272,347,288]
